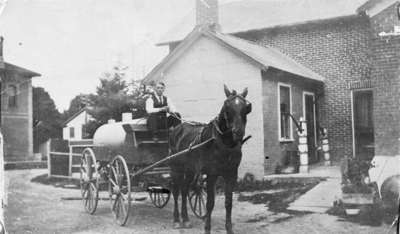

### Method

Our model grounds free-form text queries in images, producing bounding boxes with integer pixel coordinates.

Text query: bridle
[213,94,252,136]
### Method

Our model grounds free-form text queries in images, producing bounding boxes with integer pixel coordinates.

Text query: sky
[0,0,236,111]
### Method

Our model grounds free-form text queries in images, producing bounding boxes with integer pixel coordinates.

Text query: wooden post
[47,139,52,178]
[68,145,73,177]
[321,128,331,166]
[298,117,309,173]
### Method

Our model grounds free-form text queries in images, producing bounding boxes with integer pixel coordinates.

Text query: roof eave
[4,62,41,77]
[206,31,268,71]
[63,108,90,126]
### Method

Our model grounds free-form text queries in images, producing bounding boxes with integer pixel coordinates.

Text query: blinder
[245,102,252,114]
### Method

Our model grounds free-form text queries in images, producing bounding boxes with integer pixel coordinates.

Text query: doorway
[303,92,317,164]
[352,89,374,160]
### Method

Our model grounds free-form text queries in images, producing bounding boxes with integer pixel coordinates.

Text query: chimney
[196,0,220,31]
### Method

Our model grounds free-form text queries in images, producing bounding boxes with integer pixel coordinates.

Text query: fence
[48,139,93,178]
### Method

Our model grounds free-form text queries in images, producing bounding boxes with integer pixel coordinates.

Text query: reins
[168,94,252,150]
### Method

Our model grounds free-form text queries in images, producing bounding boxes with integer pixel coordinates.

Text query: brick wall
[370,2,400,35]
[369,3,400,156]
[262,69,323,174]
[1,71,33,161]
[236,15,373,161]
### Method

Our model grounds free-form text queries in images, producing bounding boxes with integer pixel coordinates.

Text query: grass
[237,180,320,214]
[31,174,80,189]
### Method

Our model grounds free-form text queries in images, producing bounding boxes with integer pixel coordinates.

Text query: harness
[214,94,252,136]
[177,94,252,151]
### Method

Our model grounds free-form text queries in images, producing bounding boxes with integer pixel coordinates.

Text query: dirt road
[4,169,393,234]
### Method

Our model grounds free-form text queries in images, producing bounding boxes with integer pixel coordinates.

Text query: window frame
[69,127,75,139]
[277,82,294,142]
[7,84,18,108]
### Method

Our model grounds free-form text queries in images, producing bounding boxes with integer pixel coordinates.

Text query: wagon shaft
[130,138,214,178]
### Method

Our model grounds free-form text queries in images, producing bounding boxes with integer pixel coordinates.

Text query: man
[146,82,181,140]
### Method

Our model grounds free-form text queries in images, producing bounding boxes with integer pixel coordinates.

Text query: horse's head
[218,84,252,144]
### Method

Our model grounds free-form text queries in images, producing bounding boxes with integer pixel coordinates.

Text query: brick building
[0,37,40,162]
[144,0,400,179]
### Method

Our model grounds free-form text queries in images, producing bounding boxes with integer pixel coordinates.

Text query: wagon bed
[79,117,211,226]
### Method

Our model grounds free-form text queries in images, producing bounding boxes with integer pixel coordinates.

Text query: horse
[168,84,252,234]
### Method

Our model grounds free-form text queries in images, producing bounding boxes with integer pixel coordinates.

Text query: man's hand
[160,106,169,112]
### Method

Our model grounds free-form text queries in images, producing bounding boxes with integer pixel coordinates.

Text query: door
[352,90,374,161]
[303,92,317,164]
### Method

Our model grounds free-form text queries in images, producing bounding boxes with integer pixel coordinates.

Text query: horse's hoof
[173,222,181,229]
[182,221,193,229]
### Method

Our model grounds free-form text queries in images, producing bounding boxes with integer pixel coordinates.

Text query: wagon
[79,117,210,226]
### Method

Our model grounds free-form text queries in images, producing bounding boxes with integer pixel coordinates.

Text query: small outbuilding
[63,108,94,141]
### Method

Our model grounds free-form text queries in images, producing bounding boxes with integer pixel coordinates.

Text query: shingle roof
[158,0,368,45]
[145,27,324,83]
[63,107,91,126]
[213,32,325,81]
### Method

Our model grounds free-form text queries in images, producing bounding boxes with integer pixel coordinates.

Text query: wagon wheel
[189,175,207,219]
[80,148,99,214]
[108,155,131,226]
[148,187,171,208]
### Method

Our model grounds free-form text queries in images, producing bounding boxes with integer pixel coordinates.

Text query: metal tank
[92,117,169,166]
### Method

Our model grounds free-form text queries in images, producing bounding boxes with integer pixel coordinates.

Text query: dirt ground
[4,169,395,234]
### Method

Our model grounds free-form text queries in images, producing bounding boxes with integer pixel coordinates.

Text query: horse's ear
[241,87,248,98]
[224,84,231,97]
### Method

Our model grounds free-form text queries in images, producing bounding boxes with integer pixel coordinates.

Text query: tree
[64,94,94,116]
[32,87,62,151]
[62,93,95,122]
[89,65,134,124]
[62,65,145,138]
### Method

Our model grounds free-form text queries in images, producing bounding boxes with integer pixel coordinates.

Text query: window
[69,127,75,138]
[8,85,17,108]
[278,83,292,141]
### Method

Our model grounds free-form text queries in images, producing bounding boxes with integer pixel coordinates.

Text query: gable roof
[0,62,41,77]
[63,107,91,126]
[144,26,324,83]
[158,0,368,45]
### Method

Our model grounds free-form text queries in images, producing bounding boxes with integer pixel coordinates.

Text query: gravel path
[4,169,393,234]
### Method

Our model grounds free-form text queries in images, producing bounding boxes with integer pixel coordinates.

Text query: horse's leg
[171,169,182,229]
[181,170,194,228]
[224,174,237,234]
[204,175,217,234]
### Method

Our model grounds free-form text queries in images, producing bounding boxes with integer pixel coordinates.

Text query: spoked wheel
[189,175,207,219]
[148,186,171,208]
[108,155,131,226]
[80,148,99,214]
